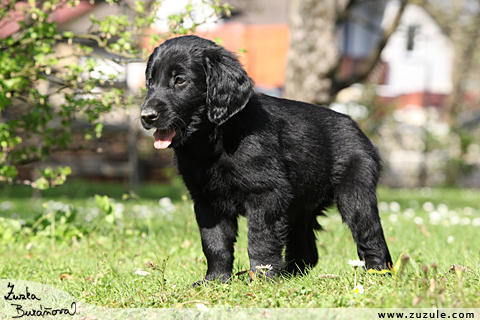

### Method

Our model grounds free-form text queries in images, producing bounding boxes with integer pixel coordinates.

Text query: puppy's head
[141,35,254,149]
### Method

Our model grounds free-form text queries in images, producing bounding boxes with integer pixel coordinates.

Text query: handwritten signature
[4,282,76,318]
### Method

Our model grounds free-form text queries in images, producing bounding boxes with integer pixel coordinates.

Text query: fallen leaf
[317,274,339,279]
[416,224,430,236]
[248,270,256,281]
[180,239,191,249]
[246,293,257,298]
[60,273,73,281]
[429,278,436,293]
[235,270,248,276]
[412,296,422,307]
[134,268,150,276]
[449,264,471,275]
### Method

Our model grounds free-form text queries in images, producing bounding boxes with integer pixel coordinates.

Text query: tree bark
[443,10,480,123]
[284,0,408,105]
[284,0,348,105]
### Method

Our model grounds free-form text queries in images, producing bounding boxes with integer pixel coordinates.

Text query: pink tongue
[153,129,176,149]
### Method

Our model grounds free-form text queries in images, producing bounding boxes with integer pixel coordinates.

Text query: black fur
[141,35,392,283]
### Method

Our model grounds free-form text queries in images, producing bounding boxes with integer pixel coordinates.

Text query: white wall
[377,2,454,99]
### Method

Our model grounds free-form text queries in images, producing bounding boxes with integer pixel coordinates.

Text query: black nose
[141,109,159,124]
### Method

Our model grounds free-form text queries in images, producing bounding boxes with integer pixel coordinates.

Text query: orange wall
[195,23,290,88]
[244,24,290,88]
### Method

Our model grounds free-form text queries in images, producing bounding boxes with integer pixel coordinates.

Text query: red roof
[0,1,93,38]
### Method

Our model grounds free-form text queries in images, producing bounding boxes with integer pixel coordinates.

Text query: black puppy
[141,35,392,282]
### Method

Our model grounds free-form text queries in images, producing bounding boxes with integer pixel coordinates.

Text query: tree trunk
[443,10,480,123]
[284,0,407,106]
[284,0,346,105]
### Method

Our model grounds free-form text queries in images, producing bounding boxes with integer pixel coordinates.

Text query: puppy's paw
[248,268,282,282]
[192,273,231,287]
[191,280,206,287]
[364,257,393,273]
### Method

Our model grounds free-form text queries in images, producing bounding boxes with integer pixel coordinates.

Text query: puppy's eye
[174,76,186,86]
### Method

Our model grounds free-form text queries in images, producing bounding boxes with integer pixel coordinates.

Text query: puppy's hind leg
[334,158,392,270]
[284,214,319,275]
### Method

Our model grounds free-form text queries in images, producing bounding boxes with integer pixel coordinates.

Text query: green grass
[0,181,479,308]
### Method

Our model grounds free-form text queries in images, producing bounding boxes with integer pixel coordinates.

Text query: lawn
[0,180,479,311]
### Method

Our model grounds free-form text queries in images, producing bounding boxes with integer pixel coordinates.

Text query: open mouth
[153,129,176,149]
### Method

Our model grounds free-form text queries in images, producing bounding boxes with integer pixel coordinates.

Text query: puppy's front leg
[245,195,288,280]
[194,203,238,284]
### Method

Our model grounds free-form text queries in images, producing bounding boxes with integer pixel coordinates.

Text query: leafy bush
[0,0,232,189]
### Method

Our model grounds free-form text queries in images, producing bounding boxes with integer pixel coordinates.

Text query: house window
[407,25,419,51]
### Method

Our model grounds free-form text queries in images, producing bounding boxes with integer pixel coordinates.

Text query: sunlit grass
[0,184,479,308]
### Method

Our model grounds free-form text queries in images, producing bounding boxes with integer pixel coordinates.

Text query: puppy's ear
[205,50,254,125]
[145,47,159,86]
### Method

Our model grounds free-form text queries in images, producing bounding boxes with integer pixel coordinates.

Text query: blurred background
[2,2,480,308]
[2,0,480,193]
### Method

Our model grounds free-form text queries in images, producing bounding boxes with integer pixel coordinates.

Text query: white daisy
[348,260,365,267]
[353,284,365,294]
[196,303,208,312]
